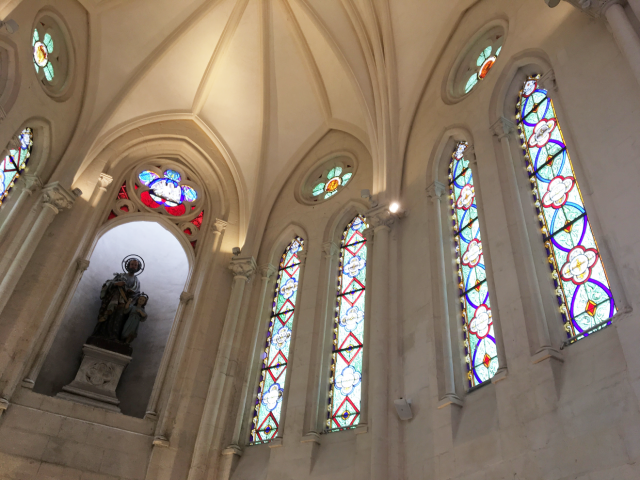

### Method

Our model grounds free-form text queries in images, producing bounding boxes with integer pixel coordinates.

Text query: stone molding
[540,69,558,92]
[229,257,257,279]
[491,117,517,139]
[41,182,76,214]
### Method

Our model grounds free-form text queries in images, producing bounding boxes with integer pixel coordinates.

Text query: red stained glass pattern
[117,183,129,200]
[190,211,204,229]
[165,203,186,216]
[108,211,117,220]
[140,191,160,209]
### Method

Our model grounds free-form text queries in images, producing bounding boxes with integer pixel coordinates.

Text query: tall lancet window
[327,215,367,431]
[516,76,616,341]
[250,237,304,445]
[1,129,33,205]
[449,142,499,388]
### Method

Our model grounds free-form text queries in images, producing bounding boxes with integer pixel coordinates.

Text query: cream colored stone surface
[0,0,640,479]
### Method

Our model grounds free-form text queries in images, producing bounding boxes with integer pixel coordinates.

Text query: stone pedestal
[57,344,131,412]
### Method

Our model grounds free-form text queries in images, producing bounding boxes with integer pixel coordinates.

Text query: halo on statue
[122,254,145,276]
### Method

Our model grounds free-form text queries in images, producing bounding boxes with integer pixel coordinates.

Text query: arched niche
[34,216,191,418]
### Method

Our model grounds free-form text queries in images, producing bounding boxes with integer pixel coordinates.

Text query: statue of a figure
[88,255,146,355]
[121,294,148,344]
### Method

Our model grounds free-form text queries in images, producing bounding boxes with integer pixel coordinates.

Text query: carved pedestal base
[57,344,131,412]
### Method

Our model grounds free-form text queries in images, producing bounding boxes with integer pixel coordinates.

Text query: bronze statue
[88,255,148,355]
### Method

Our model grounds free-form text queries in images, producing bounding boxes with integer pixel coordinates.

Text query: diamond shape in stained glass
[483,354,491,369]
[585,300,597,317]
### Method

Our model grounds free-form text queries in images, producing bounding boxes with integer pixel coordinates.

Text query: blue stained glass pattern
[449,142,499,388]
[327,215,368,431]
[516,76,616,341]
[250,238,304,445]
[0,128,33,205]
[138,169,198,208]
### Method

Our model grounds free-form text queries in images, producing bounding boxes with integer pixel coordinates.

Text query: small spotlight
[389,202,400,214]
[232,247,241,256]
[544,0,560,7]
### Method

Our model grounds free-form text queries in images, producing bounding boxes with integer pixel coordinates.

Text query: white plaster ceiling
[47,0,476,241]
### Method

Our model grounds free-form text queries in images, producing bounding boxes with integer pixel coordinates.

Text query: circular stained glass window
[445,22,506,102]
[31,15,71,97]
[300,155,357,204]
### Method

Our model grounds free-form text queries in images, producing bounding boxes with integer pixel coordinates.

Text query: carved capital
[426,181,447,202]
[491,117,517,139]
[180,291,194,304]
[41,182,76,214]
[98,173,113,190]
[322,242,339,259]
[76,258,90,272]
[23,175,43,195]
[229,257,257,280]
[366,205,395,232]
[212,219,228,234]
[258,263,277,280]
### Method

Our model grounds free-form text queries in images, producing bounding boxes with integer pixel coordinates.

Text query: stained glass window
[465,45,502,94]
[327,215,367,431]
[449,142,499,388]
[0,128,33,205]
[516,76,616,341]
[312,166,354,200]
[137,169,198,217]
[250,238,304,445]
[32,28,55,81]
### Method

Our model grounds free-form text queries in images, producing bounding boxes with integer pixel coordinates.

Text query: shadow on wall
[34,221,190,418]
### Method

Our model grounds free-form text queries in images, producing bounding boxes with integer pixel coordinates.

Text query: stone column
[219,263,277,479]
[491,117,561,363]
[187,256,256,480]
[17,175,112,391]
[426,182,462,406]
[144,290,194,419]
[365,205,394,480]
[154,219,227,447]
[0,182,75,316]
[628,0,640,23]
[0,175,42,243]
[305,241,340,435]
[604,2,640,87]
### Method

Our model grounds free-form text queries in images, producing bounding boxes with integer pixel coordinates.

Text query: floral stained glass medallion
[516,76,616,341]
[250,238,304,445]
[32,28,55,81]
[137,169,198,217]
[327,215,368,431]
[465,45,502,94]
[0,129,33,205]
[312,166,354,200]
[449,142,499,388]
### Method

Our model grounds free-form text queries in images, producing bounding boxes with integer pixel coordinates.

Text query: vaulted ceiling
[4,0,479,242]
